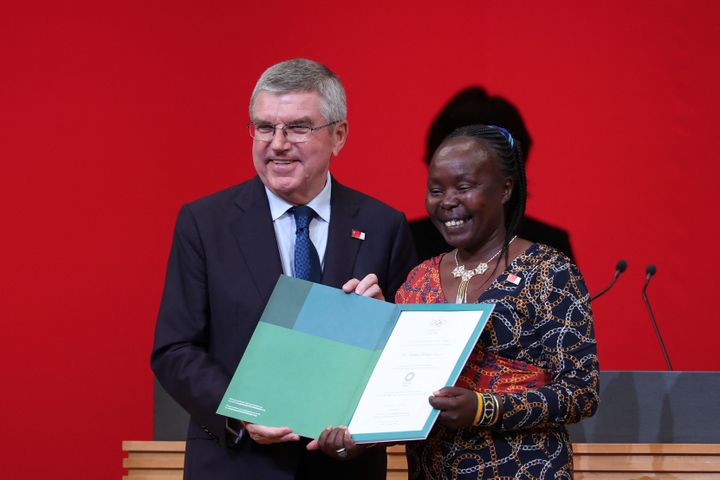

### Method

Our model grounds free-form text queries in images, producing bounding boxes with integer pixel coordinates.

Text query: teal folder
[217,275,494,442]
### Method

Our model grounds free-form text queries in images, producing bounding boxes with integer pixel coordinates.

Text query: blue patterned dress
[395,244,599,479]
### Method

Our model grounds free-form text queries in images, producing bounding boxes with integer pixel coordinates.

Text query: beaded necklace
[451,236,517,303]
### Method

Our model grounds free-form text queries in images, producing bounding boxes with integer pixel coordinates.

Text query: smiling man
[151,59,417,480]
[251,90,343,205]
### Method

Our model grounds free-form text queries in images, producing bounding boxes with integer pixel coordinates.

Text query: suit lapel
[322,179,362,287]
[230,177,283,301]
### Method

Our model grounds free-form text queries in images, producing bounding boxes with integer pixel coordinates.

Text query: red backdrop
[2,1,719,477]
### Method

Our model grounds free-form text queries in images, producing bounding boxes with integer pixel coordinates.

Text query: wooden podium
[138,371,720,478]
[122,440,720,479]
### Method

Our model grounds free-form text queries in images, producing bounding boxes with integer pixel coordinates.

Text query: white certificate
[348,310,483,438]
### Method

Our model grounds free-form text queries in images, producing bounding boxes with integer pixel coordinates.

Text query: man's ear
[331,121,349,156]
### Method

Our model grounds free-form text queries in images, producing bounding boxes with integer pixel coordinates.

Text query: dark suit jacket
[151,176,417,480]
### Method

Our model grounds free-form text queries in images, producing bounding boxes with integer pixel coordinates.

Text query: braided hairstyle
[444,124,527,263]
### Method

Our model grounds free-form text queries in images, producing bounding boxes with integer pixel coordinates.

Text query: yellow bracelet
[472,392,499,427]
[472,391,483,426]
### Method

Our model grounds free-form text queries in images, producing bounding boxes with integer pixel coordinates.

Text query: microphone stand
[643,264,672,370]
[590,260,627,302]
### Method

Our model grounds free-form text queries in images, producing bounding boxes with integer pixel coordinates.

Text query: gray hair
[249,58,347,123]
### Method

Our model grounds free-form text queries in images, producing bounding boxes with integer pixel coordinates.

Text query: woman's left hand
[429,387,478,429]
[306,426,365,461]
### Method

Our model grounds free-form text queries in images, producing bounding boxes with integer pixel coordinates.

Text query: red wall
[2,1,719,477]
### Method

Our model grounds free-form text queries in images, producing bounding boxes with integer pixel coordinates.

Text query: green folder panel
[218,322,380,438]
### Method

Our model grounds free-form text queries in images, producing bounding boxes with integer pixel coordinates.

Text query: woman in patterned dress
[311,124,599,478]
[394,124,599,479]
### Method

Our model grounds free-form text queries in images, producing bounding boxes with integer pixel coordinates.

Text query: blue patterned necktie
[291,205,322,282]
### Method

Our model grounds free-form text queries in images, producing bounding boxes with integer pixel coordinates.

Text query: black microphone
[642,264,672,370]
[590,259,627,302]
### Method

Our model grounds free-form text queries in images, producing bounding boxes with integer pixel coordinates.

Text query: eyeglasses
[247,121,339,143]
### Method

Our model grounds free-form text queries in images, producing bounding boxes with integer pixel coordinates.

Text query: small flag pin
[507,274,522,285]
[351,229,366,240]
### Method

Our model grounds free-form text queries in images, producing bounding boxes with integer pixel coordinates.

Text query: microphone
[590,259,627,302]
[642,264,672,370]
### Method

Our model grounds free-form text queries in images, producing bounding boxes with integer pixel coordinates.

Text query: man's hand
[342,273,384,300]
[245,423,300,444]
[306,426,364,460]
[429,387,478,429]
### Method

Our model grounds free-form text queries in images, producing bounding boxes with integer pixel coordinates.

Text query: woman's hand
[342,273,385,300]
[429,387,478,429]
[306,426,365,461]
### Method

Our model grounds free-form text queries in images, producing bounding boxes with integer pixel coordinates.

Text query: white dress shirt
[264,173,331,277]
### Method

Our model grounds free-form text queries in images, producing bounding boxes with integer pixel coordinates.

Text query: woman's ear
[501,176,514,205]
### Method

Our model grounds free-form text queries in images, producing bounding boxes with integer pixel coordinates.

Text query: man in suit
[151,58,417,479]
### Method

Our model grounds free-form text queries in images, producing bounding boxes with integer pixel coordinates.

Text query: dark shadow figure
[567,371,641,443]
[657,374,675,443]
[409,87,574,262]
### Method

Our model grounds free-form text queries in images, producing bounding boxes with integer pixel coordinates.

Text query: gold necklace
[452,236,517,303]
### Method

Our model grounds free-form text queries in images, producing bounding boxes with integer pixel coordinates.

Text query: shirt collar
[265,172,332,222]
